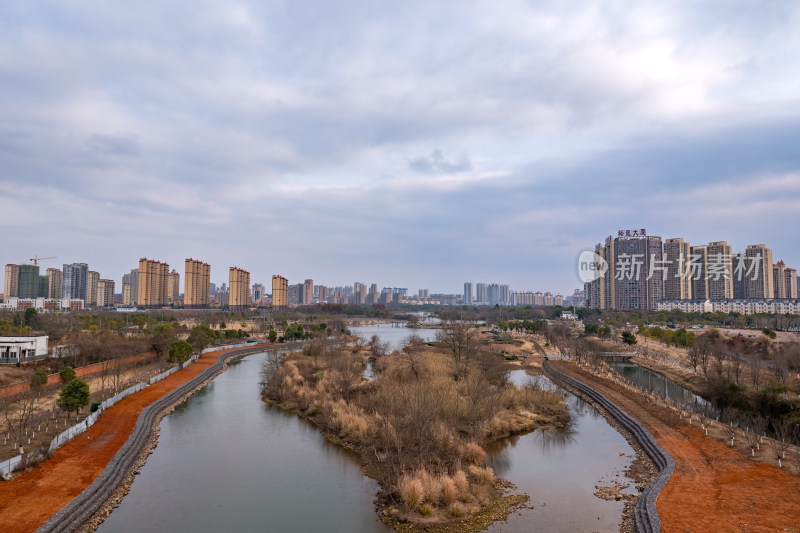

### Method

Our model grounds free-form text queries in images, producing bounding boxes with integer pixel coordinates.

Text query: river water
[609,362,705,408]
[99,330,637,533]
[97,349,390,533]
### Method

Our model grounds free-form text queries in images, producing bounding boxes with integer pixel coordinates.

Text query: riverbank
[0,344,273,533]
[550,360,800,532]
[262,337,570,532]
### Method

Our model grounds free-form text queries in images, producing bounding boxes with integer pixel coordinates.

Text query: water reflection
[484,371,635,533]
[98,351,389,533]
[609,362,705,407]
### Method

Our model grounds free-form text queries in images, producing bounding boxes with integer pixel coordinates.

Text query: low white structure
[0,298,84,311]
[0,336,49,363]
[656,299,800,315]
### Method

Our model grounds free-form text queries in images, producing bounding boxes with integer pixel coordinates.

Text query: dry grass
[398,475,424,511]
[261,335,569,526]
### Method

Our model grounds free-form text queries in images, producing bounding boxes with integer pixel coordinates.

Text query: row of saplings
[261,332,569,525]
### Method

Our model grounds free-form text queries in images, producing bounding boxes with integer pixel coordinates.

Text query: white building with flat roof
[0,336,48,363]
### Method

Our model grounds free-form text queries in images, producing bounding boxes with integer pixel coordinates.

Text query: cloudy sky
[1,1,799,295]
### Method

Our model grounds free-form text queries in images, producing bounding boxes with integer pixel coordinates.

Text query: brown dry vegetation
[261,328,569,530]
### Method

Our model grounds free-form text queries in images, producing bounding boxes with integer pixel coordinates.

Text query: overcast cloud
[1,0,798,295]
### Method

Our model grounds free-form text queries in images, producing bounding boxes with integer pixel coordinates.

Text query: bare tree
[722,408,739,447]
[769,418,792,468]
[687,346,701,373]
[436,321,481,380]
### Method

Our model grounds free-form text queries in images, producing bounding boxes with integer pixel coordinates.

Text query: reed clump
[261,333,569,527]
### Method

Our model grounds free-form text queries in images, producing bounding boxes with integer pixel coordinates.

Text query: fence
[42,342,267,460]
[0,454,22,476]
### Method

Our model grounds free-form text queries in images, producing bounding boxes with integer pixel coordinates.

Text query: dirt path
[552,361,800,533]
[0,347,239,533]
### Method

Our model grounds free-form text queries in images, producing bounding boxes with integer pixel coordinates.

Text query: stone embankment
[543,359,673,533]
[33,344,283,533]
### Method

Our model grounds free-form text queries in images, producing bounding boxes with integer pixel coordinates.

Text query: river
[97,349,390,533]
[99,330,638,533]
[608,361,706,408]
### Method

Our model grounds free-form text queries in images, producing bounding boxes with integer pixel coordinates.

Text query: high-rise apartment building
[122,269,139,305]
[773,260,798,299]
[46,268,63,299]
[17,265,44,299]
[138,258,169,308]
[476,283,488,304]
[167,269,180,304]
[317,285,328,302]
[303,279,314,305]
[4,264,19,299]
[97,279,115,307]
[271,275,289,308]
[122,282,133,306]
[63,263,88,301]
[663,238,691,300]
[613,235,663,310]
[733,252,746,299]
[744,244,774,299]
[418,289,429,298]
[252,283,265,304]
[487,283,509,306]
[184,259,210,308]
[689,245,708,300]
[369,283,377,295]
[86,270,100,306]
[706,241,733,299]
[463,282,473,305]
[288,283,302,305]
[229,267,250,309]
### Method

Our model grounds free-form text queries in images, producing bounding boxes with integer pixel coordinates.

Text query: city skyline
[1,2,799,295]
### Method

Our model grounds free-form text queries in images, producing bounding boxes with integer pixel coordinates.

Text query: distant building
[475,283,487,305]
[228,267,250,309]
[745,244,774,299]
[122,269,139,305]
[706,241,734,299]
[86,270,100,306]
[46,268,63,299]
[689,245,708,301]
[62,263,88,301]
[463,282,473,305]
[122,282,133,306]
[663,238,691,300]
[138,258,169,308]
[17,265,46,299]
[167,269,181,304]
[302,279,314,305]
[418,288,429,298]
[272,275,288,308]
[773,260,798,299]
[184,259,211,308]
[97,279,115,308]
[252,283,265,304]
[4,264,18,299]
[317,285,328,302]
[288,283,302,305]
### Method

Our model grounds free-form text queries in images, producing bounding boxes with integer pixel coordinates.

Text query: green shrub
[31,369,49,387]
[60,367,76,382]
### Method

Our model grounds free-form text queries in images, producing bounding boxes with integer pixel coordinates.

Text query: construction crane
[30,255,58,266]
